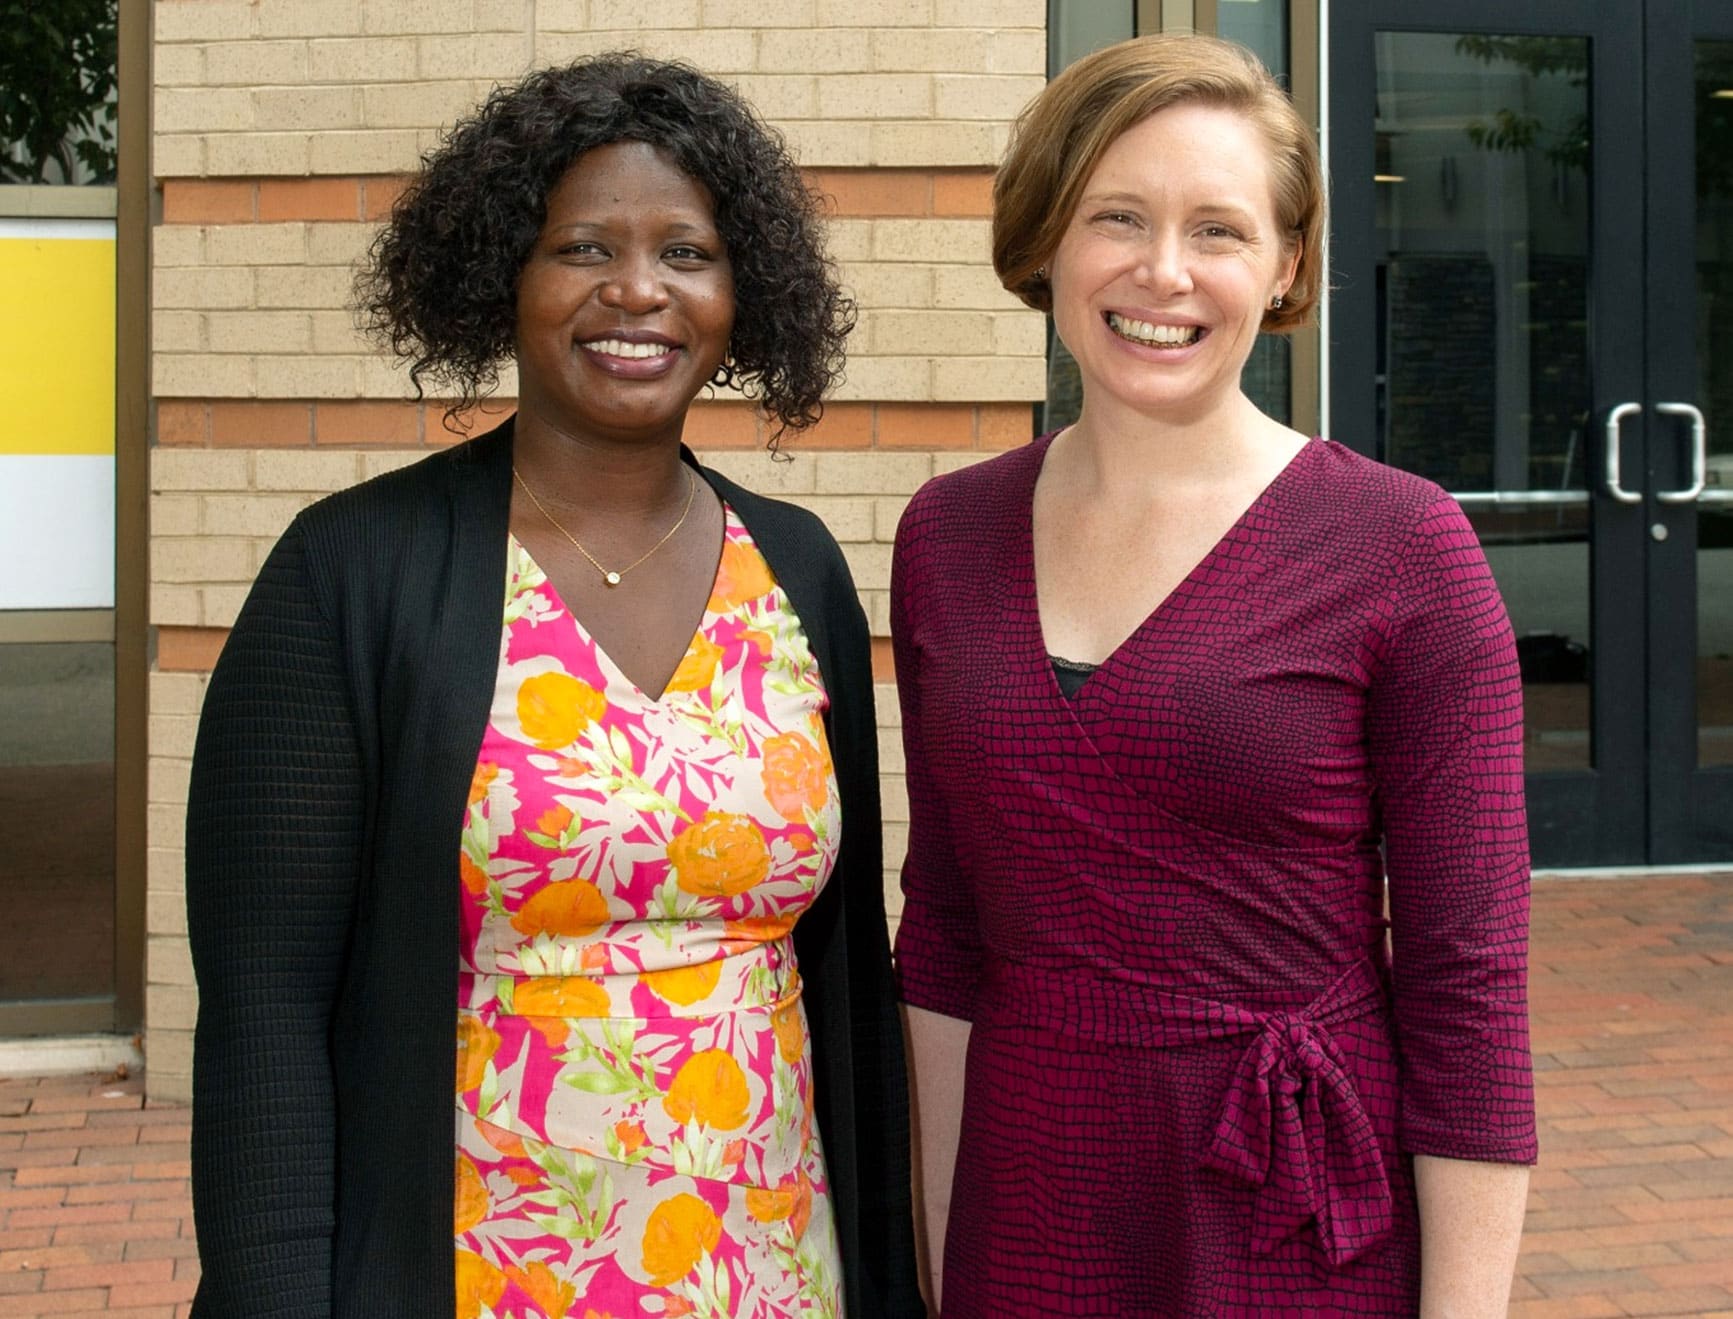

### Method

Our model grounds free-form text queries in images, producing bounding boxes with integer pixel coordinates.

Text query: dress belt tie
[982,955,1394,1267]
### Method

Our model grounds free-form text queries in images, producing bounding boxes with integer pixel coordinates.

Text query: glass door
[1330,0,1651,867]
[1646,1,1733,861]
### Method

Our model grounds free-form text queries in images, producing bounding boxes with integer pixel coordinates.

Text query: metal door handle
[1655,401,1706,504]
[1604,402,1642,504]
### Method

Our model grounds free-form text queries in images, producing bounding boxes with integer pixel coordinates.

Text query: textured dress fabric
[892,435,1537,1318]
[184,418,923,1319]
[456,520,846,1317]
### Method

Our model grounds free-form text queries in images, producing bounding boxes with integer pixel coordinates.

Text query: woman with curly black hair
[185,54,922,1319]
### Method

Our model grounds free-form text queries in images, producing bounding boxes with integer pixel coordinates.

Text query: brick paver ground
[1,872,1729,1317]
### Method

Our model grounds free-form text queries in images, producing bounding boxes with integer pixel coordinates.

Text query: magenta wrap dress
[891,435,1538,1317]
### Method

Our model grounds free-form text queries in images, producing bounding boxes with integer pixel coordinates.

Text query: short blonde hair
[993,33,1325,333]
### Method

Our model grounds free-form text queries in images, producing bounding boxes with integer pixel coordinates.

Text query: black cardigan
[185,418,923,1318]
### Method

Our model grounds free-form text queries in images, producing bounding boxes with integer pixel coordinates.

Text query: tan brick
[151,226,204,268]
[933,264,1022,310]
[304,221,379,266]
[869,309,995,355]
[148,757,192,807]
[842,262,933,309]
[881,774,909,822]
[153,538,256,585]
[933,0,1043,22]
[151,584,202,627]
[147,891,188,940]
[147,1022,195,1077]
[205,310,313,355]
[146,982,197,1029]
[758,28,867,72]
[588,0,701,26]
[874,680,900,721]
[992,312,1047,356]
[360,451,428,480]
[934,73,1045,121]
[873,494,910,541]
[363,0,484,33]
[819,0,931,24]
[535,0,589,28]
[932,355,1044,401]
[147,934,194,988]
[155,87,253,134]
[815,450,931,494]
[207,222,307,266]
[309,310,363,356]
[530,30,616,62]
[152,311,204,353]
[882,820,908,868]
[200,493,310,538]
[618,28,757,70]
[474,0,530,29]
[154,134,205,177]
[703,0,818,25]
[256,0,366,38]
[824,219,875,263]
[154,2,254,43]
[252,450,363,493]
[150,673,209,716]
[204,581,264,626]
[148,843,189,893]
[308,37,418,83]
[871,217,989,263]
[254,86,363,132]
[701,450,818,495]
[818,74,931,119]
[418,33,529,80]
[148,714,201,762]
[154,265,254,311]
[797,496,876,542]
[989,29,1046,73]
[933,450,994,475]
[155,354,255,398]
[361,80,482,129]
[151,494,202,536]
[354,355,421,398]
[203,39,308,86]
[841,541,893,590]
[152,450,251,493]
[309,130,422,174]
[779,121,874,168]
[206,132,314,176]
[256,356,362,398]
[834,355,928,400]
[871,120,1002,166]
[871,29,983,71]
[154,43,203,86]
[729,74,818,119]
[877,724,905,771]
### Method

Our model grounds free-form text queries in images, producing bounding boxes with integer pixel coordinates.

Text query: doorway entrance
[1329,0,1733,867]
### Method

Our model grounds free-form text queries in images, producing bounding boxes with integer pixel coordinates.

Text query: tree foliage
[1455,35,1589,173]
[0,0,119,184]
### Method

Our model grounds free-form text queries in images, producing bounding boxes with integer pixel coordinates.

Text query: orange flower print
[721,914,794,955]
[475,1117,526,1160]
[510,879,610,938]
[514,975,611,1018]
[455,1248,508,1319]
[771,998,805,1064]
[760,731,831,823]
[614,1118,647,1154]
[641,1192,723,1287]
[456,1016,500,1093]
[517,671,608,750]
[789,1168,814,1243]
[508,1261,577,1319]
[663,1049,751,1131]
[458,851,490,897]
[661,632,724,695]
[708,539,777,612]
[641,960,722,1008]
[666,812,770,898]
[455,1153,489,1234]
[529,803,576,846]
[468,762,499,806]
[746,1183,793,1222]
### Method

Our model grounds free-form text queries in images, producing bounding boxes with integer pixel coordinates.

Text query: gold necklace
[512,464,698,588]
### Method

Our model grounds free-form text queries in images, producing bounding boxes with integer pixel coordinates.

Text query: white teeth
[1107,313,1199,347]
[584,338,673,359]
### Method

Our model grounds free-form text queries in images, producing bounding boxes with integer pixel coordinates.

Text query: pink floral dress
[455,509,845,1319]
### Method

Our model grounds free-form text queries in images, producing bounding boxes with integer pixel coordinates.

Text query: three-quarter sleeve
[889,506,985,1022]
[186,519,365,1317]
[1367,496,1538,1164]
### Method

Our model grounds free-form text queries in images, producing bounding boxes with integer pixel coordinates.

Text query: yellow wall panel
[0,220,117,456]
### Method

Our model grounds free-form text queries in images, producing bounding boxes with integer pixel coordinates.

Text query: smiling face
[513,140,735,447]
[1048,102,1299,428]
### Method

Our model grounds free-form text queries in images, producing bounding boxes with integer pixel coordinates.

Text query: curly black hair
[356,53,855,439]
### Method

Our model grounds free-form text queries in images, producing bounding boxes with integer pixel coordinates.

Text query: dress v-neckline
[1023,432,1320,702]
[509,516,730,707]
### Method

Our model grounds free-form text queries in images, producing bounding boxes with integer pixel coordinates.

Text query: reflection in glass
[1696,42,1733,768]
[1375,32,1592,770]
[0,643,115,1001]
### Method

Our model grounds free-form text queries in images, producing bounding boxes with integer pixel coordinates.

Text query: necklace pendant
[604,570,622,587]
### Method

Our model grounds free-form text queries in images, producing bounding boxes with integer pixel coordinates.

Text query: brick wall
[144,0,1049,1102]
